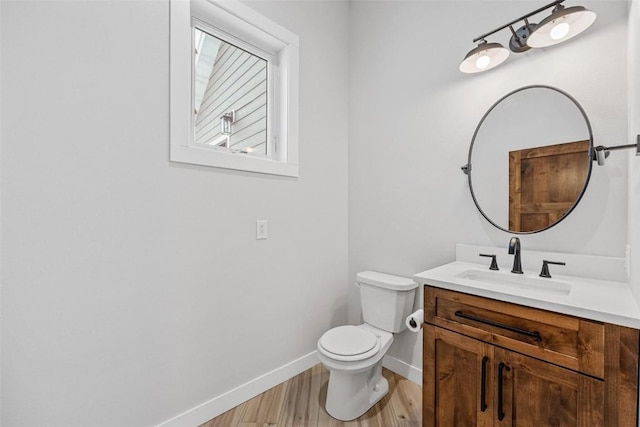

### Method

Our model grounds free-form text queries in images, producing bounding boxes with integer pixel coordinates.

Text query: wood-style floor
[200,364,422,427]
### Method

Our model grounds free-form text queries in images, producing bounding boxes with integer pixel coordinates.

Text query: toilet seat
[318,325,381,362]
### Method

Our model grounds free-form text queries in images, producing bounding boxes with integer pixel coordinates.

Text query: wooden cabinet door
[494,347,605,427]
[424,325,494,427]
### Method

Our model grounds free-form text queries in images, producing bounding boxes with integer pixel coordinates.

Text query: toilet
[317,271,418,421]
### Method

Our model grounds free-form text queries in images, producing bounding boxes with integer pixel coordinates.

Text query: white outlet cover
[256,220,268,239]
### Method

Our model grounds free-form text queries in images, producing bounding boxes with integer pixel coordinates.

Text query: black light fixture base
[509,23,537,53]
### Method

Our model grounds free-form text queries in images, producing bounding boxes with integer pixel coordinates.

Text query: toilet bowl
[317,271,417,421]
[317,324,393,421]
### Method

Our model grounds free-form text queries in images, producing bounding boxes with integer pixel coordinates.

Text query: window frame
[170,0,299,177]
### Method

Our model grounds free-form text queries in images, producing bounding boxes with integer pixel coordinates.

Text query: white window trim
[170,0,299,177]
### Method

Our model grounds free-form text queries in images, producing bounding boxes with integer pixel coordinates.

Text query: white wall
[349,0,629,372]
[0,1,349,426]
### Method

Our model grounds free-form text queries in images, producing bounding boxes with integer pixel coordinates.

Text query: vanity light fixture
[459,41,510,74]
[220,111,236,136]
[459,0,596,74]
[527,4,597,48]
[593,135,640,166]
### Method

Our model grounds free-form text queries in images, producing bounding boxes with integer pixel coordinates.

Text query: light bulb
[550,21,570,40]
[475,54,490,70]
[460,42,509,74]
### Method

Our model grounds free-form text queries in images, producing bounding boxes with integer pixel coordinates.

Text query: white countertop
[413,245,640,329]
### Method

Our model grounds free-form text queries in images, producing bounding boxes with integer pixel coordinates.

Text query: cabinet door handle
[454,310,542,342]
[497,362,510,421]
[481,356,489,412]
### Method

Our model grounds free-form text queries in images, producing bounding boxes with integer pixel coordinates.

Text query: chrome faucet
[508,237,523,274]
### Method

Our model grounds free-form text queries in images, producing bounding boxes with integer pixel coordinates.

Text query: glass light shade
[459,42,510,74]
[220,115,232,135]
[527,5,596,48]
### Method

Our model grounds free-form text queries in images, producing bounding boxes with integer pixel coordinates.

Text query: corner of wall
[628,0,640,307]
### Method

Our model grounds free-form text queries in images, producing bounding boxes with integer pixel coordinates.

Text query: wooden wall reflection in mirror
[468,86,593,234]
[509,140,590,232]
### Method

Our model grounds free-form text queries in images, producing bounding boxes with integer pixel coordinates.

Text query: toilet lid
[319,326,379,360]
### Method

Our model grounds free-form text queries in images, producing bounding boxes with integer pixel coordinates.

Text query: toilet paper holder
[406,309,424,332]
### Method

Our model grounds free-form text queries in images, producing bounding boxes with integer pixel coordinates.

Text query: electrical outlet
[256,220,268,240]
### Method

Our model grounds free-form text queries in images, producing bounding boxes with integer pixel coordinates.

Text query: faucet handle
[479,254,499,271]
[539,260,566,278]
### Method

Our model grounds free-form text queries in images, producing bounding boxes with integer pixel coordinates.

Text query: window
[170,0,299,177]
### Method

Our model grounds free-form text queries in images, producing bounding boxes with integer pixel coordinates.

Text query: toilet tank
[357,271,418,333]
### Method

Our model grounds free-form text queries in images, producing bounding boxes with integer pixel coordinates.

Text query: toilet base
[324,360,388,421]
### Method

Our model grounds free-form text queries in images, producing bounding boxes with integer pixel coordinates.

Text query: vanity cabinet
[425,325,494,427]
[423,286,639,427]
[492,346,603,426]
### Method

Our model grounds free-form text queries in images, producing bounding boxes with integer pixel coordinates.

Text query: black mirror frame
[467,85,594,234]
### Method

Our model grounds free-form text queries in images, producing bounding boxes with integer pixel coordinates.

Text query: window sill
[170,145,299,177]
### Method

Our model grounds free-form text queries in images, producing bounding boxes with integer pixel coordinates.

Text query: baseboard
[382,355,422,386]
[156,350,319,427]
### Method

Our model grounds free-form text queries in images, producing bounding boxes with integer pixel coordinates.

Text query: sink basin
[455,269,571,295]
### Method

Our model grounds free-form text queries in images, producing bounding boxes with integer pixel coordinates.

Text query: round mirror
[468,85,593,234]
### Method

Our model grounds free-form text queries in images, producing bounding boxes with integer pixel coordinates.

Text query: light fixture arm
[600,143,639,153]
[471,0,565,43]
[508,26,524,48]
[592,135,640,166]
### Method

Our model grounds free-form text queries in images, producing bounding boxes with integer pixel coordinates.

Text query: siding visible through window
[194,30,268,156]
